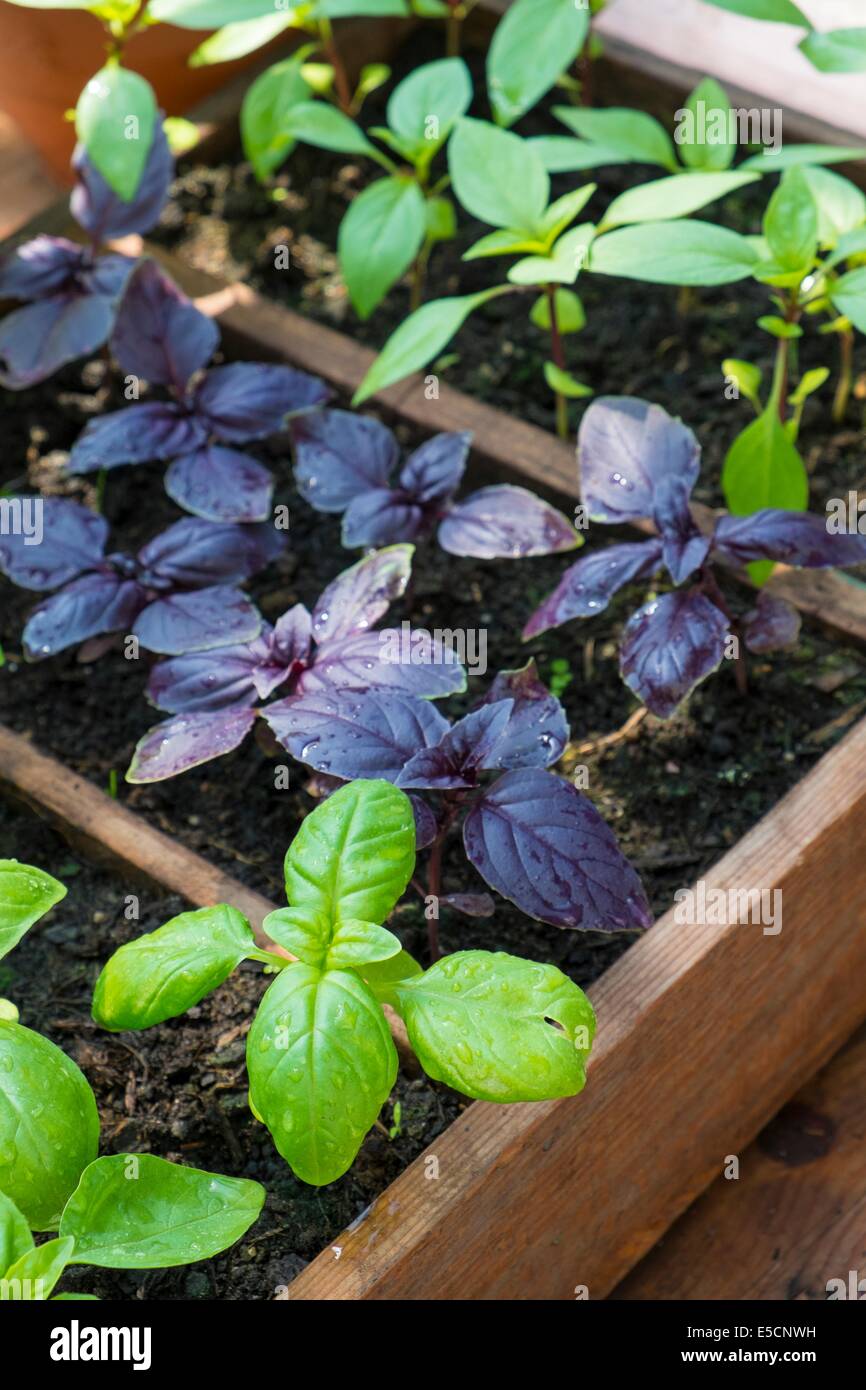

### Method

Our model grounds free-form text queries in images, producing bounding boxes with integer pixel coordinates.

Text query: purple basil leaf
[438,485,578,559]
[439,893,495,918]
[0,497,108,590]
[0,278,125,390]
[127,707,257,784]
[620,588,729,718]
[292,409,399,512]
[146,640,268,713]
[68,402,208,475]
[399,431,471,502]
[713,509,866,569]
[22,573,145,659]
[110,260,219,391]
[409,794,438,850]
[71,120,173,242]
[579,397,701,523]
[264,690,450,782]
[133,586,262,655]
[397,702,514,790]
[165,446,274,523]
[652,473,710,583]
[300,629,465,698]
[342,489,426,548]
[0,236,86,298]
[194,362,329,442]
[523,538,663,638]
[267,603,313,673]
[137,518,283,587]
[742,591,802,653]
[311,544,412,644]
[463,767,652,931]
[479,659,569,769]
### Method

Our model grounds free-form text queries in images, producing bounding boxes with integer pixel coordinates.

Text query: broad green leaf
[677,77,735,171]
[352,287,506,403]
[425,195,456,243]
[326,920,402,969]
[590,220,759,285]
[280,101,378,157]
[0,859,66,963]
[530,288,586,333]
[794,166,866,248]
[75,64,156,202]
[539,184,596,241]
[262,906,331,965]
[508,223,595,286]
[148,0,283,25]
[601,171,759,230]
[449,117,549,232]
[1,1238,74,1301]
[554,105,677,171]
[362,947,422,991]
[339,176,427,319]
[0,1191,33,1278]
[92,905,255,1032]
[391,950,596,1102]
[241,53,312,182]
[487,0,589,127]
[763,167,818,270]
[61,1155,265,1268]
[529,135,625,173]
[722,404,809,517]
[544,362,592,399]
[189,14,291,68]
[464,229,548,260]
[741,144,866,173]
[386,57,471,155]
[0,1022,99,1230]
[800,28,866,74]
[698,0,809,23]
[283,779,415,927]
[247,963,397,1184]
[830,266,866,334]
[723,357,763,406]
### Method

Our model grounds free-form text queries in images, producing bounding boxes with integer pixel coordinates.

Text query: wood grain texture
[614,1020,866,1300]
[282,713,866,1299]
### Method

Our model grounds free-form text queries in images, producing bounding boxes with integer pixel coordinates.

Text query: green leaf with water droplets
[0,859,66,963]
[247,963,398,1184]
[0,1190,33,1278]
[1,1237,74,1300]
[60,1154,264,1268]
[391,950,596,1102]
[0,1022,99,1230]
[91,904,255,1032]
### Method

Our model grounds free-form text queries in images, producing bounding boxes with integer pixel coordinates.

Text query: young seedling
[485,0,595,124]
[0,859,67,1023]
[127,545,465,781]
[92,779,598,1185]
[263,662,652,949]
[0,497,282,659]
[292,411,581,554]
[523,396,866,717]
[67,260,329,521]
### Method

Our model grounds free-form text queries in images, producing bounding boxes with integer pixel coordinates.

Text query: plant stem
[833,327,854,424]
[426,835,443,963]
[546,283,569,441]
[701,566,748,697]
[319,18,352,113]
[446,3,461,57]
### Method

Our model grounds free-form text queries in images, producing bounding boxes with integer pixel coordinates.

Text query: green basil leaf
[763,167,818,270]
[387,57,472,152]
[326,919,402,969]
[530,134,628,173]
[320,0,410,14]
[539,184,596,241]
[284,779,415,927]
[241,52,312,182]
[361,947,422,991]
[392,950,596,1101]
[247,963,397,1184]
[148,0,282,25]
[554,105,678,171]
[788,366,829,404]
[425,195,456,243]
[722,357,763,407]
[677,77,735,171]
[741,143,866,173]
[51,1292,100,1300]
[281,100,378,157]
[530,288,586,333]
[338,176,427,319]
[590,220,759,284]
[1,1238,74,1301]
[794,166,866,248]
[543,362,593,399]
[0,1022,99,1230]
[449,117,549,232]
[0,859,66,963]
[61,1155,264,1268]
[800,28,866,73]
[487,0,589,127]
[508,223,595,286]
[602,171,759,231]
[0,1190,33,1278]
[189,14,292,68]
[722,403,809,517]
[92,904,255,1032]
[463,229,547,260]
[699,0,809,22]
[261,906,331,965]
[75,64,156,202]
[824,227,866,271]
[353,287,506,402]
[831,265,866,333]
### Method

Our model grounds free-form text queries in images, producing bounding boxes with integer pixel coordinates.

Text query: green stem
[546,283,569,441]
[247,948,289,970]
[833,327,854,424]
[319,17,352,113]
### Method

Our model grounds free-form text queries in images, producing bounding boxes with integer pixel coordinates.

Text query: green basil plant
[92,779,597,1186]
[698,0,866,75]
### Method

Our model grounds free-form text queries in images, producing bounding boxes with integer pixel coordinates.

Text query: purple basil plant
[261,662,652,948]
[0,496,283,660]
[0,123,173,389]
[66,260,330,523]
[127,545,466,782]
[292,409,580,558]
[523,397,866,718]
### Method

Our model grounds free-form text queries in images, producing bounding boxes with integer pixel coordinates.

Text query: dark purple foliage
[0,497,282,659]
[293,409,579,559]
[524,397,866,717]
[67,261,330,523]
[127,545,466,782]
